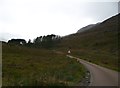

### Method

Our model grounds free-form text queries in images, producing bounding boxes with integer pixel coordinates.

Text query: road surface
[67,55,119,86]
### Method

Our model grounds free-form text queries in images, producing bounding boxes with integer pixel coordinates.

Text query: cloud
[0,0,118,41]
[0,32,22,42]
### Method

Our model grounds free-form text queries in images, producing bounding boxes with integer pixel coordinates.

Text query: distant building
[68,50,71,54]
[20,42,23,45]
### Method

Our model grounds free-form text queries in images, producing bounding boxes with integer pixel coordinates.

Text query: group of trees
[7,34,61,49]
[8,39,26,45]
[33,34,61,48]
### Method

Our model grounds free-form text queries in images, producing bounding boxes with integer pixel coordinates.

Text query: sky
[0,0,119,42]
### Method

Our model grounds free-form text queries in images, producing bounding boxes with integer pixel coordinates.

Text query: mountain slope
[77,23,100,33]
[57,13,119,71]
[59,14,119,51]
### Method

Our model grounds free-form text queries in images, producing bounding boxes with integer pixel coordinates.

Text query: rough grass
[57,22,119,72]
[70,49,119,71]
[2,44,86,86]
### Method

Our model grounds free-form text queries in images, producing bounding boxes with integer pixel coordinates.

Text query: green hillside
[57,14,119,71]
[2,13,119,86]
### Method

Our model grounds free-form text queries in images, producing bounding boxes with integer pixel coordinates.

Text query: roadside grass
[56,47,119,72]
[2,44,86,86]
[70,49,119,72]
[57,25,119,72]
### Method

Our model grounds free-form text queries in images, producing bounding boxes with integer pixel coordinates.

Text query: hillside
[77,23,100,33]
[57,13,119,71]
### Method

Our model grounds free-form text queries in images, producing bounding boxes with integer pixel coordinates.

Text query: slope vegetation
[58,14,119,71]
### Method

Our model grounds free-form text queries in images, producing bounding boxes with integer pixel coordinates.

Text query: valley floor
[2,44,86,86]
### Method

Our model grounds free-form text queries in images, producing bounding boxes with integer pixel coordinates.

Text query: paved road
[67,55,119,86]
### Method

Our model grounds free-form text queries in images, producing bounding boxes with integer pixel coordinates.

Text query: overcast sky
[0,0,119,42]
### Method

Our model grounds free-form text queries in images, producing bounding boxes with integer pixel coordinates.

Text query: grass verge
[70,49,119,72]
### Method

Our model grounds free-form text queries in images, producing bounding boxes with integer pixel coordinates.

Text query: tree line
[7,34,61,49]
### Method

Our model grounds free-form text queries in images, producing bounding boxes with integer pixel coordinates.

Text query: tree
[8,39,26,45]
[28,39,32,44]
[33,36,42,44]
[33,34,61,49]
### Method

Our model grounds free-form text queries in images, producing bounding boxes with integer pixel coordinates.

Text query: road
[67,55,119,86]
